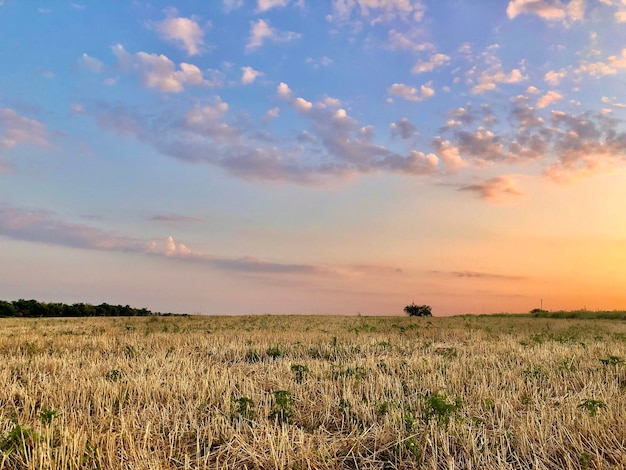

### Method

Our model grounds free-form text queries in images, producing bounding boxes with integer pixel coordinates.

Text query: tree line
[0,299,174,318]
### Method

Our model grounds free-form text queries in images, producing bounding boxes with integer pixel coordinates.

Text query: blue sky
[1,0,626,315]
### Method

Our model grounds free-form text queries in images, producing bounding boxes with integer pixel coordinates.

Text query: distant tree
[404,303,432,317]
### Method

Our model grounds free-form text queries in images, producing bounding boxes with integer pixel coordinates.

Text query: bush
[404,303,432,317]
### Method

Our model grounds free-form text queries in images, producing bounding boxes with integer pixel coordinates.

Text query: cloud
[330,0,427,23]
[536,90,563,108]
[246,19,301,52]
[0,108,50,152]
[387,29,434,52]
[412,53,451,74]
[616,10,626,21]
[544,110,626,182]
[0,205,146,252]
[0,204,353,276]
[151,214,201,223]
[388,82,435,102]
[257,0,290,12]
[390,117,418,140]
[293,97,313,113]
[241,66,262,84]
[277,82,293,99]
[432,270,526,281]
[506,0,586,22]
[78,53,104,73]
[466,44,527,94]
[460,175,523,201]
[156,15,207,56]
[431,138,467,172]
[264,107,280,120]
[544,69,568,85]
[223,0,243,11]
[112,44,209,93]
[305,56,333,68]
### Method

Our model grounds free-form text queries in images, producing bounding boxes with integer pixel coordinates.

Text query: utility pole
[540,299,543,310]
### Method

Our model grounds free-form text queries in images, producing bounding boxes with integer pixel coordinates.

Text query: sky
[1,0,625,315]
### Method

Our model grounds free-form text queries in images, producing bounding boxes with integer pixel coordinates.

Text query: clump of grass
[266,344,282,359]
[290,364,309,384]
[599,355,624,366]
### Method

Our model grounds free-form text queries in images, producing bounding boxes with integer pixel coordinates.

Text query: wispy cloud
[506,0,586,22]
[0,108,50,154]
[432,270,526,281]
[150,214,201,223]
[460,175,523,201]
[246,19,301,52]
[0,205,392,277]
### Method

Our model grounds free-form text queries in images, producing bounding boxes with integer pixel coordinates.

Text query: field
[1,314,625,469]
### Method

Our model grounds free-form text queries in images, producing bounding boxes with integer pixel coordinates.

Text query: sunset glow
[1,1,625,315]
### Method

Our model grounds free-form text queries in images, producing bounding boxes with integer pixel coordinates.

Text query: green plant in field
[578,399,607,416]
[269,390,294,424]
[434,347,457,359]
[231,396,255,420]
[245,349,260,363]
[331,365,366,380]
[266,344,282,359]
[523,366,548,380]
[290,364,309,384]
[1,423,39,454]
[599,355,624,366]
[105,369,123,381]
[421,392,462,426]
[580,452,591,470]
[396,437,421,461]
[38,409,59,425]
[123,345,135,359]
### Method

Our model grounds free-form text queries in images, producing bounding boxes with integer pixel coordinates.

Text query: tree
[404,303,432,317]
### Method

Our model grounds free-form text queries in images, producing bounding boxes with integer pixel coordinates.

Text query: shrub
[404,303,432,317]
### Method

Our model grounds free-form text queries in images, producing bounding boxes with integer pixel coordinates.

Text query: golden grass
[1,314,625,469]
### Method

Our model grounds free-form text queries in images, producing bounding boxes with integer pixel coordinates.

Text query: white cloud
[78,53,104,73]
[544,69,568,85]
[469,45,527,94]
[472,68,526,94]
[431,137,467,172]
[277,82,293,99]
[330,0,427,23]
[257,0,290,12]
[506,0,586,21]
[411,53,451,74]
[156,16,206,56]
[246,19,301,52]
[387,29,434,52]
[293,97,313,113]
[388,82,435,102]
[536,90,563,108]
[526,85,540,94]
[112,44,209,93]
[241,66,262,84]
